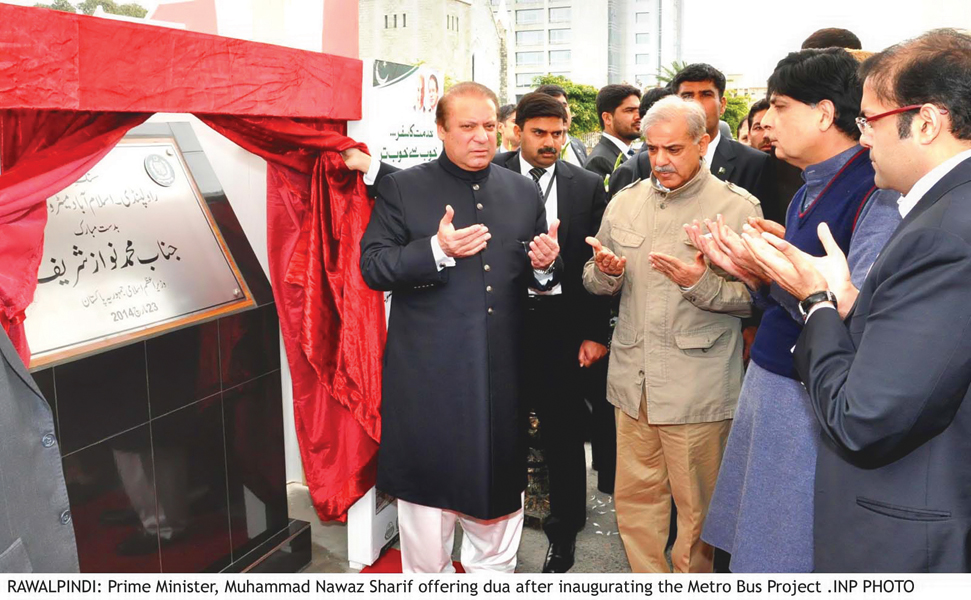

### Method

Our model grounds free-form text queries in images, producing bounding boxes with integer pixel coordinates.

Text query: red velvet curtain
[0,109,150,362]
[0,108,382,522]
[198,115,384,521]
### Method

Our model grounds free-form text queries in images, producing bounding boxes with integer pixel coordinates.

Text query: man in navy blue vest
[745,29,971,572]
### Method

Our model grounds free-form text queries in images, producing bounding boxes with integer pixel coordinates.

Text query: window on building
[636,54,651,65]
[549,7,571,23]
[516,9,542,25]
[384,15,388,29]
[549,50,571,66]
[635,12,650,24]
[517,51,544,66]
[393,14,397,28]
[636,33,649,45]
[516,73,541,87]
[549,28,571,44]
[402,14,406,27]
[516,30,543,46]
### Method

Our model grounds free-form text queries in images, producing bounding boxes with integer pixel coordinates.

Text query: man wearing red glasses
[743,29,971,572]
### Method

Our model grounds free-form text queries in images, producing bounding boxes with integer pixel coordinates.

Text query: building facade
[494,0,682,99]
[359,0,504,93]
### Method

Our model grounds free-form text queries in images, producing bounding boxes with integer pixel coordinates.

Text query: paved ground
[290,443,631,574]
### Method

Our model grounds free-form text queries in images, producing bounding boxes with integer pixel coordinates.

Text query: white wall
[147,113,305,485]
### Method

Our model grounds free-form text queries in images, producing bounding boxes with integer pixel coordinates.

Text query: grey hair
[640,96,708,142]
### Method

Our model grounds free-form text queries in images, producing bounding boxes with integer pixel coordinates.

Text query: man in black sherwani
[360,82,561,573]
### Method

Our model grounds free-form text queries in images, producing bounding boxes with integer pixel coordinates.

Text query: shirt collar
[602,132,633,155]
[898,148,971,217]
[518,152,556,182]
[704,132,721,172]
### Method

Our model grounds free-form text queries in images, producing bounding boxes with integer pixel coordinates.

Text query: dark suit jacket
[0,328,78,572]
[585,135,627,180]
[493,151,611,344]
[794,156,971,572]
[568,136,588,167]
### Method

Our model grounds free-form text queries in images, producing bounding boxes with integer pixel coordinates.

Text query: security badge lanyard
[540,170,557,204]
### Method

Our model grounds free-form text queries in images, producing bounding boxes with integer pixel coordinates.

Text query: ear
[816,99,837,132]
[437,122,447,141]
[698,132,712,157]
[513,123,522,138]
[718,94,727,117]
[602,111,612,130]
[916,103,946,145]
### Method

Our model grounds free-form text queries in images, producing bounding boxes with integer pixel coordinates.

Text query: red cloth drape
[198,115,384,521]
[0,109,150,362]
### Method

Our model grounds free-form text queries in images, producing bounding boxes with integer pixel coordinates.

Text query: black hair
[766,48,862,139]
[639,87,673,118]
[535,84,568,101]
[802,28,862,50]
[670,63,727,98]
[861,29,971,140]
[514,92,568,129]
[747,97,770,129]
[498,103,516,123]
[595,84,641,129]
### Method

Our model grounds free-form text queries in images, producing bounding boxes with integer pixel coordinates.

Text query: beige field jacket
[583,163,762,424]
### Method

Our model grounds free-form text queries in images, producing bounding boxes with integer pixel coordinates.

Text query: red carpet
[360,549,465,573]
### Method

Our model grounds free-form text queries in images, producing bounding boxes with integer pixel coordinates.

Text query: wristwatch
[798,290,838,320]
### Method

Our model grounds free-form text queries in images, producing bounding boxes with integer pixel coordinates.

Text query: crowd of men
[345,25,971,575]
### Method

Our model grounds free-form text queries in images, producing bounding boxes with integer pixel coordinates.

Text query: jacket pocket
[674,327,730,358]
[613,319,637,346]
[856,496,951,522]
[0,538,33,573]
[612,227,645,248]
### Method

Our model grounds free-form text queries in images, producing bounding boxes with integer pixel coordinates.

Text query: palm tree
[656,60,689,86]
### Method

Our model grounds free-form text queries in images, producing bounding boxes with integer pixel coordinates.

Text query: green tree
[77,0,147,18]
[33,0,77,12]
[532,74,600,136]
[656,60,689,86]
[723,91,752,137]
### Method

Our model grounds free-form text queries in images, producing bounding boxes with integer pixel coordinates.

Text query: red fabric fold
[198,115,385,521]
[0,109,150,362]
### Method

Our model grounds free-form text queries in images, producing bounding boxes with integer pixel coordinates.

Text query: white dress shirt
[602,132,635,158]
[704,132,722,173]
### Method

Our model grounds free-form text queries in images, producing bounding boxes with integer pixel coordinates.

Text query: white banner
[3,573,970,600]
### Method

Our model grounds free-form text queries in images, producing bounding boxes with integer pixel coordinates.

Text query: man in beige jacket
[583,96,761,573]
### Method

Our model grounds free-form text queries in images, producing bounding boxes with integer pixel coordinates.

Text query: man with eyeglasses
[742,29,971,572]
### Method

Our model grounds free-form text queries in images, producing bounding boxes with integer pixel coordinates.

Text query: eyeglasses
[856,104,949,134]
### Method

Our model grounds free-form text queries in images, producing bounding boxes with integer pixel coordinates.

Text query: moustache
[538,147,557,155]
[653,165,677,174]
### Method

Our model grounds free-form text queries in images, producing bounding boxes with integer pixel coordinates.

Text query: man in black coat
[360,82,561,573]
[671,64,770,198]
[495,92,611,572]
[585,84,643,181]
[607,87,673,200]
[743,29,971,572]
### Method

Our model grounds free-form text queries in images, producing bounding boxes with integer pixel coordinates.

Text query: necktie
[529,167,546,183]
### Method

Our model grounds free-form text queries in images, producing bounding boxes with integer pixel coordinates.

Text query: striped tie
[529,167,546,183]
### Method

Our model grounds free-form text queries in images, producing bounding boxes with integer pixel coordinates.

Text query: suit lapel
[554,161,574,243]
[711,137,735,182]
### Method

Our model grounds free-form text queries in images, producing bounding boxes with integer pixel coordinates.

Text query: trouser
[523,295,587,542]
[114,447,188,540]
[397,497,524,573]
[585,358,616,494]
[614,396,731,573]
